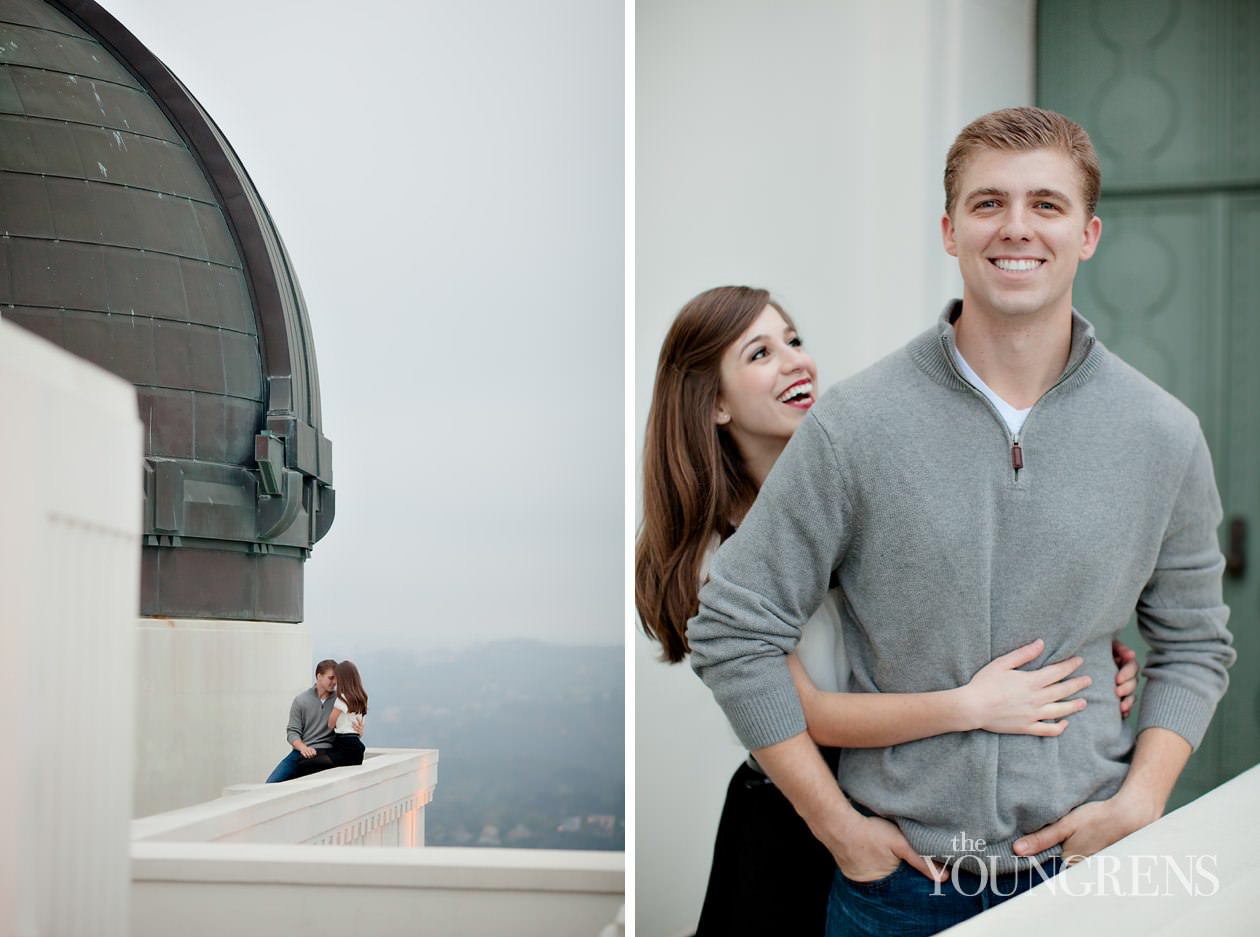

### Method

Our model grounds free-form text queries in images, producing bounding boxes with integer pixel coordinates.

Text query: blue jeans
[827,857,1063,937]
[265,749,303,783]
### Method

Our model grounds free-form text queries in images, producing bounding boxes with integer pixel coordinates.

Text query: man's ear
[941,212,959,257]
[1079,214,1102,261]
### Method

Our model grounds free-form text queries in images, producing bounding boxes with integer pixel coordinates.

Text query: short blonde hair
[944,107,1101,218]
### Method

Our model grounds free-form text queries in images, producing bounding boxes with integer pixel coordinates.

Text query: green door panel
[1038,0,1260,190]
[1219,195,1260,782]
[1074,195,1226,436]
[1039,0,1260,808]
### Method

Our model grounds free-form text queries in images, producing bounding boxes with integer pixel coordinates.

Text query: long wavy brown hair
[334,660,368,716]
[635,286,791,662]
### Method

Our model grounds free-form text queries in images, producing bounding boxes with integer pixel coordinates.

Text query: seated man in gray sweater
[688,107,1234,936]
[265,658,340,783]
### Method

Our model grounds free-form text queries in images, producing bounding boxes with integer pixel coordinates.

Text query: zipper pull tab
[1011,439,1024,471]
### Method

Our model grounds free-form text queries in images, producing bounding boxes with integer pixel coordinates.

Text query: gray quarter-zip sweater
[689,303,1234,871]
[286,686,336,750]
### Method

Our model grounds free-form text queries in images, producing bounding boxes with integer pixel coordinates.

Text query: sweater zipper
[942,333,1096,478]
[1008,336,1095,477]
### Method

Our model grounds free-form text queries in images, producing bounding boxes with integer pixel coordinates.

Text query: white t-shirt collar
[950,343,1032,436]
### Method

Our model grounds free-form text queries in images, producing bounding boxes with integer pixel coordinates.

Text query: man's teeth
[778,382,813,403]
[993,258,1043,272]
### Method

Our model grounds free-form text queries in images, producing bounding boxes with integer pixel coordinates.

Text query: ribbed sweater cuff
[720,680,808,752]
[1136,681,1217,751]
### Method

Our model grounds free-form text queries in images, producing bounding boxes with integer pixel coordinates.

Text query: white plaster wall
[634,3,1036,935]
[134,617,312,816]
[0,320,143,937]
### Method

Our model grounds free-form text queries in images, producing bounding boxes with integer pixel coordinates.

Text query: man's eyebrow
[963,186,1075,206]
[964,186,1007,203]
[1029,188,1074,206]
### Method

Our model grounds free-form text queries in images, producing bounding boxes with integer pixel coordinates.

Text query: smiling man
[688,107,1234,936]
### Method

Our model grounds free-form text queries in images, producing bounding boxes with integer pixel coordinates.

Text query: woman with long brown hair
[293,659,368,777]
[636,285,1138,934]
[326,660,368,767]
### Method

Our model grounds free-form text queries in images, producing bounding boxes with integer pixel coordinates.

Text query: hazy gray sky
[104,0,624,654]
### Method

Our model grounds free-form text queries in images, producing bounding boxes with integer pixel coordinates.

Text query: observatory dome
[0,0,333,621]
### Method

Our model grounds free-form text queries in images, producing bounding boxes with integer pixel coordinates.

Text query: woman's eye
[750,346,767,361]
[788,336,803,348]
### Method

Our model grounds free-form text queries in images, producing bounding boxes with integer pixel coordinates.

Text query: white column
[0,320,143,937]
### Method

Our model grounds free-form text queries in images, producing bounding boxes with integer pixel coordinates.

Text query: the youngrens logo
[921,846,1220,898]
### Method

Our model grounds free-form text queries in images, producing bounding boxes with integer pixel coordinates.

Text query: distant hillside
[356,640,623,850]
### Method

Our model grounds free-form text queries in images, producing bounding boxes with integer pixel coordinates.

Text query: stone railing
[130,747,624,935]
[133,748,437,847]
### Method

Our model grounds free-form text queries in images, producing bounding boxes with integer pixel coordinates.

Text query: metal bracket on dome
[152,460,186,533]
[253,420,334,543]
[255,432,285,497]
[314,484,336,542]
[256,467,304,541]
[255,423,302,541]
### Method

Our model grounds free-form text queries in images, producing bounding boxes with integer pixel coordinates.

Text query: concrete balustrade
[134,748,438,847]
[129,747,624,935]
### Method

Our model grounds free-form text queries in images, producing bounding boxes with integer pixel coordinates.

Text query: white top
[332,697,364,734]
[951,343,1032,436]
[796,587,850,692]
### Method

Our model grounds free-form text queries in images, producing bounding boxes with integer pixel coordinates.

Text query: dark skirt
[695,755,838,937]
[331,733,365,766]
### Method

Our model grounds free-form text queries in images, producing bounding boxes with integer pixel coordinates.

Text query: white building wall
[0,320,143,937]
[634,3,1035,935]
[134,617,312,816]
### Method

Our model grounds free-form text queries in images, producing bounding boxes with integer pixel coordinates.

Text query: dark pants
[826,857,1064,937]
[290,750,336,778]
[695,759,836,937]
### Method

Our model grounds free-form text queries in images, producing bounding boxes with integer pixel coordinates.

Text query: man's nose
[999,206,1033,240]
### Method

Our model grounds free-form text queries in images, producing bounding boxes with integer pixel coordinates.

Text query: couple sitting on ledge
[266,658,370,783]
